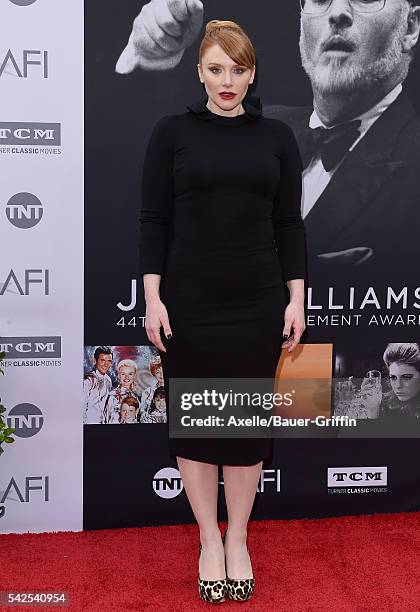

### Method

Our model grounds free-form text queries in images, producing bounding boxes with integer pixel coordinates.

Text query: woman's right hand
[145,298,172,353]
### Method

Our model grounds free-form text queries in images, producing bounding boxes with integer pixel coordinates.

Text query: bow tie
[302,119,362,172]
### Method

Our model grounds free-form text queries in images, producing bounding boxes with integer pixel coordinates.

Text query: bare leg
[176,456,225,580]
[222,461,263,578]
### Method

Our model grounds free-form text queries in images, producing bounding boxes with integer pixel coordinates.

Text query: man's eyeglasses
[300,0,387,15]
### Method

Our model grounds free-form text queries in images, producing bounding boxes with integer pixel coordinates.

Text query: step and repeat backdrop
[83,0,420,530]
[0,0,84,532]
[2,0,420,533]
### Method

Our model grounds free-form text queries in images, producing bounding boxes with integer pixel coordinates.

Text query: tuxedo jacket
[263,92,420,287]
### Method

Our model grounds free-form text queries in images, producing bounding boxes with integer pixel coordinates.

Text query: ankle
[199,528,222,547]
[225,527,248,544]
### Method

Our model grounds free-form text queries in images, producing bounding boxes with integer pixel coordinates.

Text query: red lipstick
[219,92,236,100]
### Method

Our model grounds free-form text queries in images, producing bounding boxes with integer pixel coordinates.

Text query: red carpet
[1,512,420,611]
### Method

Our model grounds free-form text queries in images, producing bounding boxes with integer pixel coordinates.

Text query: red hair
[199,20,256,69]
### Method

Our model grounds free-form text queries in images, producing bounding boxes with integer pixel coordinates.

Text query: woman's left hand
[282,301,306,352]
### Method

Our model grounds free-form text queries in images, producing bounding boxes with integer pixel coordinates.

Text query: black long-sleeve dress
[139,96,307,465]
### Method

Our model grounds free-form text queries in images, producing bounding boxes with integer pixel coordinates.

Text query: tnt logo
[6,403,44,438]
[152,467,184,499]
[9,0,38,5]
[6,193,43,229]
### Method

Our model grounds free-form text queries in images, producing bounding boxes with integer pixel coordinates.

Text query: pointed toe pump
[222,532,255,602]
[198,542,227,604]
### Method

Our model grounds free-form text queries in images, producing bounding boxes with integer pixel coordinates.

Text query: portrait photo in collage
[83,346,166,425]
[334,341,420,420]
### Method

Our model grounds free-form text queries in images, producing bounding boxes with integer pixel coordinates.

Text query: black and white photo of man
[268,0,420,282]
[115,0,420,284]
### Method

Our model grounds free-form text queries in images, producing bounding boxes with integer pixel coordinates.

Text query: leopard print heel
[222,532,255,602]
[198,542,227,604]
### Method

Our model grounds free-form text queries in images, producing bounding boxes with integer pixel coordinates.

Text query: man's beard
[299,15,410,95]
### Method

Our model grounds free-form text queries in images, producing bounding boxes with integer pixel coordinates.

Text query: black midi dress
[139,96,307,465]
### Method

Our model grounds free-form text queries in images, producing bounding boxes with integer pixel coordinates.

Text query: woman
[140,385,167,423]
[139,20,306,603]
[138,357,164,416]
[104,359,139,424]
[359,343,420,419]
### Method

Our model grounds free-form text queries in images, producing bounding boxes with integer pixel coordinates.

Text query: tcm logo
[153,467,184,499]
[0,337,62,359]
[6,403,44,438]
[9,0,38,5]
[0,49,48,78]
[327,467,387,487]
[0,122,61,146]
[0,269,49,296]
[6,193,43,229]
[0,476,50,507]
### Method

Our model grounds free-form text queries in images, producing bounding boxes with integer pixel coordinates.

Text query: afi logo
[153,467,184,499]
[257,469,281,493]
[219,468,281,493]
[0,476,50,504]
[0,49,48,78]
[0,269,50,296]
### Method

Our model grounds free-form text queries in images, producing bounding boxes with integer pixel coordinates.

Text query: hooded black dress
[139,96,307,465]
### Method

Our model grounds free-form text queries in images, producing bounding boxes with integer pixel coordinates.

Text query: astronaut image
[83,346,114,424]
[120,395,141,424]
[139,385,167,423]
[139,356,164,417]
[104,358,140,424]
[83,347,166,425]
